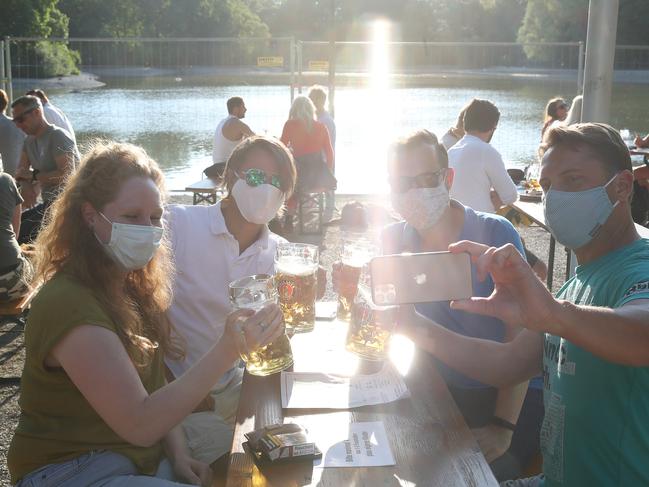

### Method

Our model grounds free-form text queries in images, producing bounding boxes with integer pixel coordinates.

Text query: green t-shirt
[541,238,649,487]
[8,274,166,484]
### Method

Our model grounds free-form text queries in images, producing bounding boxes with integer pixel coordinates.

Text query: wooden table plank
[223,321,497,487]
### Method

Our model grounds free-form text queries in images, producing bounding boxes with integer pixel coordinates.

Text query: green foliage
[5,0,649,75]
[59,0,269,38]
[0,0,80,77]
[33,40,81,76]
[517,0,588,61]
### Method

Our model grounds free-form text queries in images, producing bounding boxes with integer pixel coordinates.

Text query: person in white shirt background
[206,97,255,181]
[448,98,518,214]
[441,104,468,150]
[541,97,568,140]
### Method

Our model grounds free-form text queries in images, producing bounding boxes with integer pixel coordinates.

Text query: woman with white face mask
[163,136,304,466]
[8,142,284,487]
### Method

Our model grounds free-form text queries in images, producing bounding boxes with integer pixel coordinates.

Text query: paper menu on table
[281,363,409,409]
[314,421,396,468]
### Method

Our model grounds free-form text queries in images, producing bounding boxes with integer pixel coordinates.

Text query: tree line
[2,0,648,77]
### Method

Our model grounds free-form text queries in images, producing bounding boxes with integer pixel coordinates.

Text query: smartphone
[370,251,473,305]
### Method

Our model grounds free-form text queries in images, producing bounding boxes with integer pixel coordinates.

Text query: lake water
[48,77,649,194]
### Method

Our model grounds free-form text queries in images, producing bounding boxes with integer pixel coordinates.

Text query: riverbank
[10,65,649,92]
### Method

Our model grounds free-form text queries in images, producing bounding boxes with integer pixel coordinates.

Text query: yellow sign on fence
[257,56,284,67]
[308,60,330,71]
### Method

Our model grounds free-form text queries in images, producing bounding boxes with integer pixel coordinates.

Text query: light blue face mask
[543,174,619,250]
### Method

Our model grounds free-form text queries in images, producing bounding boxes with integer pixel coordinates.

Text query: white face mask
[95,212,163,271]
[231,179,284,224]
[391,185,450,231]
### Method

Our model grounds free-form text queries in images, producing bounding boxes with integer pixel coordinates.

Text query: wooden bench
[185,179,223,205]
[297,191,326,235]
[0,285,39,318]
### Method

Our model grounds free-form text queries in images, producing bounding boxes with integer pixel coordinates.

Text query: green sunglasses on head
[238,168,282,190]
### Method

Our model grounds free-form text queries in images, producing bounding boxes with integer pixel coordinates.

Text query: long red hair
[34,141,183,369]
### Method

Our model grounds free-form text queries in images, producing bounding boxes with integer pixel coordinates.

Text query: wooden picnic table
[221,320,498,487]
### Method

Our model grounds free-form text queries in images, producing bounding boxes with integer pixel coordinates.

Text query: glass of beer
[346,265,397,361]
[337,239,377,322]
[228,274,293,376]
[275,243,319,333]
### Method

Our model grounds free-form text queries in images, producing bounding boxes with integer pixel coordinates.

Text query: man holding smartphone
[381,130,543,480]
[399,123,649,487]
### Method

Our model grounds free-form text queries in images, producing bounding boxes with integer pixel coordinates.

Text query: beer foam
[276,256,318,276]
[341,255,370,268]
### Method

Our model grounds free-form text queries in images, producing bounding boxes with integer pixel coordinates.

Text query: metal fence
[1,37,647,194]
[3,37,649,99]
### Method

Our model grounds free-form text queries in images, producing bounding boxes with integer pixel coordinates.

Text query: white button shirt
[164,202,286,387]
[448,134,518,213]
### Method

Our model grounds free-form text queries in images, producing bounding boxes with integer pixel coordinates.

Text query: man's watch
[32,169,40,182]
[490,416,517,432]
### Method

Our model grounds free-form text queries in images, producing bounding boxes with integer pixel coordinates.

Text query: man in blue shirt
[399,123,649,486]
[382,130,543,479]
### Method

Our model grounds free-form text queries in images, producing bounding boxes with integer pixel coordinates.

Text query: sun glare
[370,19,390,93]
[342,19,394,195]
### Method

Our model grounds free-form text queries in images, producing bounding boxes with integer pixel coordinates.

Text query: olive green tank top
[8,273,166,484]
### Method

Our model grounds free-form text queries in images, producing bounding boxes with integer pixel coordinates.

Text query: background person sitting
[280,96,335,229]
[564,95,582,126]
[0,173,33,303]
[0,89,26,177]
[7,141,283,487]
[206,96,254,181]
[11,95,79,244]
[25,89,76,142]
[441,104,468,150]
[541,97,568,139]
[448,98,518,213]
[308,85,337,216]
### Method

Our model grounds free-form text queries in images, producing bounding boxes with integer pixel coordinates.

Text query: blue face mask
[543,174,619,250]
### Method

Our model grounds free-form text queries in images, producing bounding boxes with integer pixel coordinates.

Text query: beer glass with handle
[337,238,377,322]
[229,274,293,376]
[275,242,319,333]
[346,264,398,360]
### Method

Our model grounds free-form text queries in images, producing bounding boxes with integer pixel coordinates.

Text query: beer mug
[346,265,397,360]
[337,239,377,322]
[275,243,319,333]
[228,274,293,376]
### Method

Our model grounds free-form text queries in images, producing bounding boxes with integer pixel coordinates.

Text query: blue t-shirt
[540,238,649,487]
[383,203,541,389]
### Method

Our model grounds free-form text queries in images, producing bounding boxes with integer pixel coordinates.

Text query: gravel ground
[0,194,565,485]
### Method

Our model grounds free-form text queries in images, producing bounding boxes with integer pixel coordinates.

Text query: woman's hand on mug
[233,304,285,355]
[223,309,256,358]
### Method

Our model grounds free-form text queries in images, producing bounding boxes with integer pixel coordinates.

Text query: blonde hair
[34,141,183,369]
[289,95,316,132]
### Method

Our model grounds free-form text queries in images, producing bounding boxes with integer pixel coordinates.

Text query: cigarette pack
[244,423,319,462]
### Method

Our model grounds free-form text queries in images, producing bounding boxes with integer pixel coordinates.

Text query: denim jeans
[15,450,195,487]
